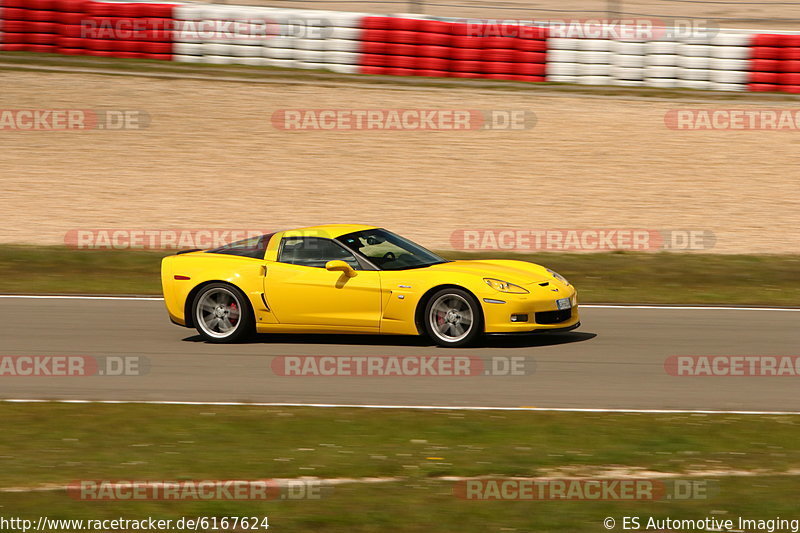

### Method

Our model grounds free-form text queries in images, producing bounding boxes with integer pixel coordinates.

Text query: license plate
[556,297,572,310]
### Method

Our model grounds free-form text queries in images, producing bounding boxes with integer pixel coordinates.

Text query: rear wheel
[192,283,254,343]
[424,288,482,347]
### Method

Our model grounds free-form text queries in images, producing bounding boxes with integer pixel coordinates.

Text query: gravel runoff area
[1,70,798,254]
[190,0,800,30]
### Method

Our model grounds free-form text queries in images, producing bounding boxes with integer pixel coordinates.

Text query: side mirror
[325,260,357,278]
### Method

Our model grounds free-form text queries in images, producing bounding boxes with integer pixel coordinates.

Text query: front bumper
[485,321,581,336]
[480,286,580,333]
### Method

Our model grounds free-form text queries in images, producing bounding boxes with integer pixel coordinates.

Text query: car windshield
[337,229,448,270]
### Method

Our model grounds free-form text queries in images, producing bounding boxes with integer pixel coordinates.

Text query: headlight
[547,269,570,286]
[484,278,529,294]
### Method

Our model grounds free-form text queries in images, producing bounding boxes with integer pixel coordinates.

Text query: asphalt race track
[2,297,799,411]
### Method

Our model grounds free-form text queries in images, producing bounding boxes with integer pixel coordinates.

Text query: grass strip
[4,476,800,533]
[1,404,799,485]
[1,244,798,305]
[1,404,799,532]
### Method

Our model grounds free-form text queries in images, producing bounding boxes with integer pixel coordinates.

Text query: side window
[278,237,361,269]
[207,233,273,259]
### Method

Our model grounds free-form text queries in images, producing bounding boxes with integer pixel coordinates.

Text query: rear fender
[161,253,271,326]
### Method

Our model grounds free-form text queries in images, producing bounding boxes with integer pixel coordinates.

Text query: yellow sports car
[161,225,580,347]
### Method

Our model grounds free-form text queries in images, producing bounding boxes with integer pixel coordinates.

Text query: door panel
[264,262,382,329]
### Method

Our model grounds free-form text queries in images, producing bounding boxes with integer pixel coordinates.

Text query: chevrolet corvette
[161,224,580,347]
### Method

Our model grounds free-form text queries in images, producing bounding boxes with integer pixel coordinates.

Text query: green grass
[5,477,800,533]
[0,245,171,295]
[1,404,799,532]
[5,404,800,485]
[1,244,798,305]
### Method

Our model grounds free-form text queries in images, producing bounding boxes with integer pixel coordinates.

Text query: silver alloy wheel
[428,293,474,343]
[195,287,241,339]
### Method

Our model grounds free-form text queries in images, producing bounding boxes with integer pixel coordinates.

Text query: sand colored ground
[0,70,798,254]
[213,0,800,30]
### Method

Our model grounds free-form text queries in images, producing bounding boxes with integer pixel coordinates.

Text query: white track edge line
[0,295,797,311]
[1,399,799,415]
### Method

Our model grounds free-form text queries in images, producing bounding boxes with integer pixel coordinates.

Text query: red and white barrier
[748,34,800,93]
[2,0,800,93]
[1,0,176,59]
[359,17,547,80]
[170,6,364,72]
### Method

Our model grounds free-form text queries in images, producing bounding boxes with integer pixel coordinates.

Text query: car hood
[423,259,554,285]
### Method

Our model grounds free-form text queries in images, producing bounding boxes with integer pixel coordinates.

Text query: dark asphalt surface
[1,298,798,411]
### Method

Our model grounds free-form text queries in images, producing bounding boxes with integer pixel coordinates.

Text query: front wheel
[423,288,482,347]
[191,283,254,343]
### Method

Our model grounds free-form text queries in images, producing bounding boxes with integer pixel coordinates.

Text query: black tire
[423,288,483,348]
[191,283,255,343]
